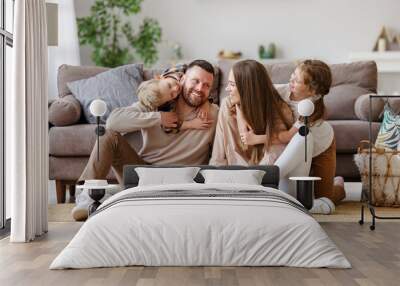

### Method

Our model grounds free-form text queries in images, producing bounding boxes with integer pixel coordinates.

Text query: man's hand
[160,112,178,128]
[182,117,214,130]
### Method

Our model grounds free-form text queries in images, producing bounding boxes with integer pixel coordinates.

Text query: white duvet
[50,183,351,269]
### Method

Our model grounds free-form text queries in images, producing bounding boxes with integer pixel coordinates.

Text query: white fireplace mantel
[349,51,400,73]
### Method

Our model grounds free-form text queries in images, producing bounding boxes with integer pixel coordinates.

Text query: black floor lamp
[89,99,107,161]
[290,99,320,210]
[83,99,108,215]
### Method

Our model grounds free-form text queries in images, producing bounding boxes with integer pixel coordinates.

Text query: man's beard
[182,86,207,107]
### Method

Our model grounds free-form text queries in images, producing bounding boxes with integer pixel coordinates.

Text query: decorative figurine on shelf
[89,99,107,161]
[218,50,242,60]
[373,26,400,52]
[259,43,276,59]
[390,35,400,51]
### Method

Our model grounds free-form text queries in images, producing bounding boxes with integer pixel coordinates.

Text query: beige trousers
[78,130,147,184]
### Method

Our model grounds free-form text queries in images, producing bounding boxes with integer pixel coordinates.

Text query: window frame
[0,0,13,234]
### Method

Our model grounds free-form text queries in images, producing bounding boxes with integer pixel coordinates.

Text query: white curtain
[8,0,48,242]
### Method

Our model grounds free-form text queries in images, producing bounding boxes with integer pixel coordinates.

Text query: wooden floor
[0,222,399,286]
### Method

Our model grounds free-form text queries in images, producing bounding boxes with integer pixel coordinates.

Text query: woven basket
[354,140,400,207]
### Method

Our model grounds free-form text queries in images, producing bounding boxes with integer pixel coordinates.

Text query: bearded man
[73,60,218,220]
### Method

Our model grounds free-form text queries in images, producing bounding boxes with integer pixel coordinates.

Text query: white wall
[74,0,400,65]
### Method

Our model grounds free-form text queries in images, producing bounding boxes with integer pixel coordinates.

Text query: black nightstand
[289,177,321,210]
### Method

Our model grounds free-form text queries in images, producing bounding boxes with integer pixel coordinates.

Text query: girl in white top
[274,60,345,214]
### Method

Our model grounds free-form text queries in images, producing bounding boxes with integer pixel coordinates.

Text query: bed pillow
[67,63,143,124]
[135,167,201,186]
[200,169,266,185]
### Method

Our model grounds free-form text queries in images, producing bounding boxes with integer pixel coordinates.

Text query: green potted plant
[77,0,162,67]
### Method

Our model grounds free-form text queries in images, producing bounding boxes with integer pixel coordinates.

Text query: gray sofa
[48,60,382,203]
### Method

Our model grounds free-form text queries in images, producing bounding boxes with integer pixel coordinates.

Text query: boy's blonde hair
[137,79,162,110]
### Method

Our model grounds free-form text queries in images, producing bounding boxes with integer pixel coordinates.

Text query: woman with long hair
[210,59,294,166]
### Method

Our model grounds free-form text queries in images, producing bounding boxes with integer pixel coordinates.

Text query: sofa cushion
[354,94,384,122]
[49,156,115,181]
[330,61,377,92]
[49,94,82,126]
[329,120,380,153]
[325,85,372,120]
[49,124,98,156]
[324,61,377,120]
[265,62,296,83]
[67,64,143,124]
[49,124,143,157]
[58,64,109,98]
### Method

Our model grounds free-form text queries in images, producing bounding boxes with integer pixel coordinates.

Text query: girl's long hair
[232,60,290,163]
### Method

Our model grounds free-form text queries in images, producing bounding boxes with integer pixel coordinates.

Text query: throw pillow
[48,94,82,126]
[67,64,143,124]
[200,169,266,185]
[375,104,400,150]
[135,167,201,186]
[354,94,384,122]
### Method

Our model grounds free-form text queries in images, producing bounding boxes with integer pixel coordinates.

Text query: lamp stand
[88,188,106,215]
[298,116,310,162]
[95,116,106,161]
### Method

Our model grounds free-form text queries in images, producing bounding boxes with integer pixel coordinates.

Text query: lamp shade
[89,99,107,117]
[298,99,314,117]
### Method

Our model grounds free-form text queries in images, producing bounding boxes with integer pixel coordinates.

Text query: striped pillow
[375,104,400,150]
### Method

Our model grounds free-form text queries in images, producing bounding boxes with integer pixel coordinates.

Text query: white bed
[50,183,351,269]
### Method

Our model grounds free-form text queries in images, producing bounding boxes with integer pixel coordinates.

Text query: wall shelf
[349,51,400,73]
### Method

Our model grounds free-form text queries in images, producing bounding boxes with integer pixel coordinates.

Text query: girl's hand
[240,130,258,146]
[198,102,210,120]
[182,118,214,130]
[160,112,178,128]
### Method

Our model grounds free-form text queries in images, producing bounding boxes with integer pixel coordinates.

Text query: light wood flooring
[1,222,400,286]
